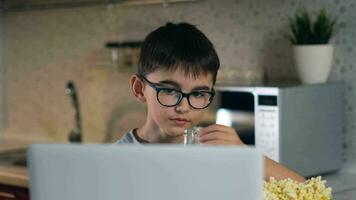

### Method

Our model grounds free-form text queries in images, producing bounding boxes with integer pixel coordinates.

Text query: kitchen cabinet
[0,184,29,200]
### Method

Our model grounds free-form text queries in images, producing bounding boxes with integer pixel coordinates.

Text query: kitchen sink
[0,148,27,167]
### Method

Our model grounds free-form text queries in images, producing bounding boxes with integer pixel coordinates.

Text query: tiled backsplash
[1,0,356,166]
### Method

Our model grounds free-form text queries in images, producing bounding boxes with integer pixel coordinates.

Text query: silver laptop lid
[28,144,263,200]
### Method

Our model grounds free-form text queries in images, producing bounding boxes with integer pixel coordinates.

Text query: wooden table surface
[0,165,28,188]
[0,138,30,188]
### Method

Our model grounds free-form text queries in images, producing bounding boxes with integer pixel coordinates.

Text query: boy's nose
[175,96,190,113]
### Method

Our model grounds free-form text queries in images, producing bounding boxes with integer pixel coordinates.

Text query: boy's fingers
[199,124,230,135]
[202,140,230,145]
[199,132,229,142]
[199,131,238,143]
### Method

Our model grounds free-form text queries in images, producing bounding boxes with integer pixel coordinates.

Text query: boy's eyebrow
[158,80,179,87]
[158,80,212,91]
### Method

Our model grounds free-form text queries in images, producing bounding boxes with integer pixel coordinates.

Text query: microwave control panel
[254,88,280,162]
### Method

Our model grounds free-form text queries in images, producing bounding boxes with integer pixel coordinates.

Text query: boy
[117,22,305,182]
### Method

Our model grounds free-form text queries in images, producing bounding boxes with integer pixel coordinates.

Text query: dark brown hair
[138,22,220,84]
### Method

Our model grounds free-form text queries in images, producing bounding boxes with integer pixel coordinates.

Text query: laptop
[28,144,263,200]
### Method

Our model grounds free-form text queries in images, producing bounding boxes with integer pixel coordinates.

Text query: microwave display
[258,95,278,106]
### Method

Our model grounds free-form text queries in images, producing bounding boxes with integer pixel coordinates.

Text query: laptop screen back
[28,144,263,200]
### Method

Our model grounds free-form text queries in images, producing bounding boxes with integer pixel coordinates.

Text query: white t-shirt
[115,129,141,144]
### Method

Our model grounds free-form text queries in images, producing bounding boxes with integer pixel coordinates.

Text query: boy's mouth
[170,118,191,126]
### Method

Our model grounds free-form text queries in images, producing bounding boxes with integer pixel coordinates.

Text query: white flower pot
[293,44,334,84]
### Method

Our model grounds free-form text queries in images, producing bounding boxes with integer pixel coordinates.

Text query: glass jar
[183,126,201,146]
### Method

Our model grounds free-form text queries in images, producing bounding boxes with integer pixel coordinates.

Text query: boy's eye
[191,91,205,98]
[161,88,179,95]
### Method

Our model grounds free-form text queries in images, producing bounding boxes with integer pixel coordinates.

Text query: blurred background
[1,0,354,161]
[0,0,356,198]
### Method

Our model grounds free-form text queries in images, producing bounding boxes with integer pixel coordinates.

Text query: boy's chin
[165,127,186,137]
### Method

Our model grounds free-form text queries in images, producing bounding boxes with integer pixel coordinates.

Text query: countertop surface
[0,139,356,199]
[0,168,355,199]
[0,165,28,188]
[324,169,356,200]
[0,139,30,188]
[1,164,356,197]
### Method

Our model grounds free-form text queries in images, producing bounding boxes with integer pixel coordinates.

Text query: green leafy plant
[288,8,337,44]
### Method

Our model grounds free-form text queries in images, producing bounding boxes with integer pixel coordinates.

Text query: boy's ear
[130,75,146,103]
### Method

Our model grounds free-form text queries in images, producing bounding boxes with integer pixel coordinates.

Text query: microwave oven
[215,83,343,177]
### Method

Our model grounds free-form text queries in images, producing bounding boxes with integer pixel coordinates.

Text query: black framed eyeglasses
[139,75,215,109]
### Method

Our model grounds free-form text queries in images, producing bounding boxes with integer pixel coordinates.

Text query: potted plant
[288,8,337,84]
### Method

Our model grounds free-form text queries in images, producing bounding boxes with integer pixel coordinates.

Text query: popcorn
[264,176,332,200]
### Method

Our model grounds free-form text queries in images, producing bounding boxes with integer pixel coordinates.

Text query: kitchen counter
[0,138,30,188]
[0,165,28,188]
[0,163,355,192]
[1,138,356,198]
[324,168,356,199]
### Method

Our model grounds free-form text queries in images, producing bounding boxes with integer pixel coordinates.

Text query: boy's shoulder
[115,129,140,144]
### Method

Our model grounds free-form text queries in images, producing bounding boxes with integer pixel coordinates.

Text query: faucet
[65,81,82,143]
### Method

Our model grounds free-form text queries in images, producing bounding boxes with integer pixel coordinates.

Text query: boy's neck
[136,123,183,144]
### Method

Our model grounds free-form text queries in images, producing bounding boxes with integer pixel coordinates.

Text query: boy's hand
[198,124,245,145]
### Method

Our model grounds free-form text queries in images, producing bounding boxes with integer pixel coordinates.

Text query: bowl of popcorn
[264,176,332,200]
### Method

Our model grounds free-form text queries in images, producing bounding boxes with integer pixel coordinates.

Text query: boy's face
[143,68,214,138]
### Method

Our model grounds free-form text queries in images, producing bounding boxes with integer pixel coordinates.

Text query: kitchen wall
[1,0,356,168]
[3,5,147,143]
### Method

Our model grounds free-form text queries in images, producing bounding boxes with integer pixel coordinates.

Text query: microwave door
[216,109,255,144]
[216,91,255,145]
